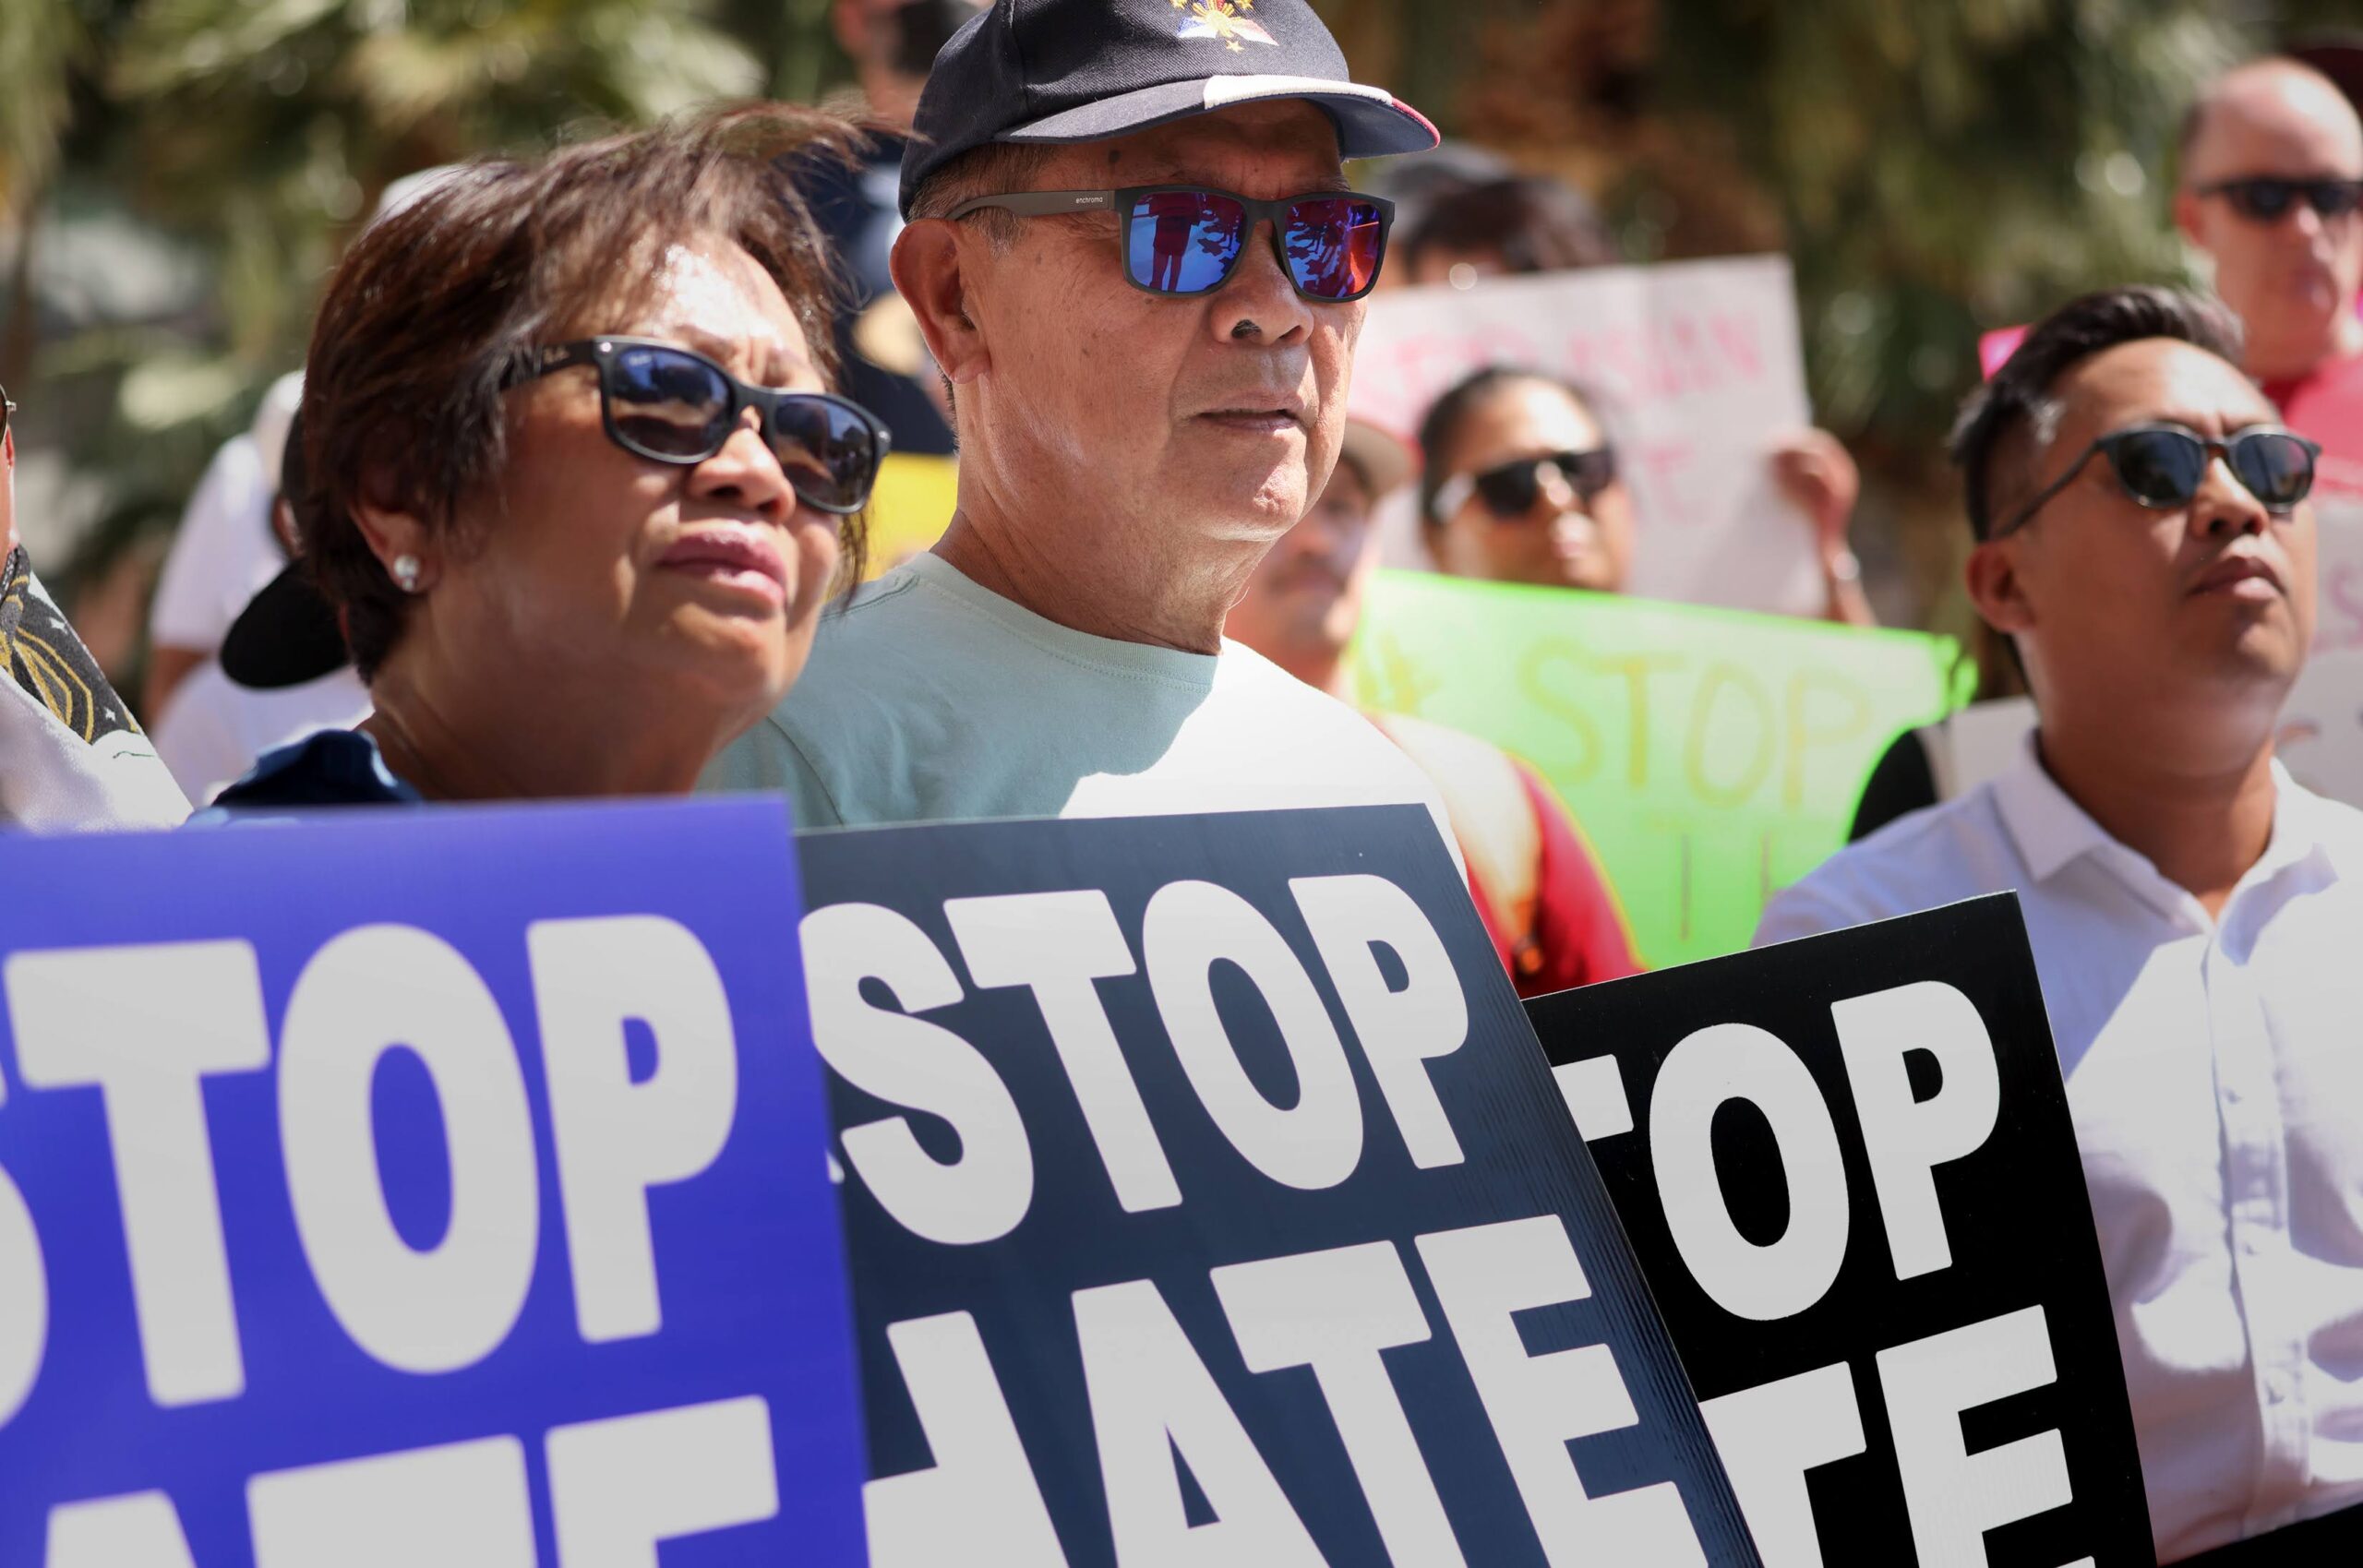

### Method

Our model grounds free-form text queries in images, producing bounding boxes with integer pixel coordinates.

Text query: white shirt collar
[1989,731,2116,885]
[1990,729,2333,918]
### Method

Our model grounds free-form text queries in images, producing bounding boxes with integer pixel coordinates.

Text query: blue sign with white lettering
[0,798,865,1565]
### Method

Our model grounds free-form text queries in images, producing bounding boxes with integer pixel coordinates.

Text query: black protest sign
[797,804,1763,1568]
[1529,893,2151,1567]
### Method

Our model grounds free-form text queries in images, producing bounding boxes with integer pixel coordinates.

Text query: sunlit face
[2181,74,2363,380]
[1984,338,2315,713]
[434,236,841,736]
[1424,377,1636,592]
[954,101,1359,570]
[1223,459,1376,673]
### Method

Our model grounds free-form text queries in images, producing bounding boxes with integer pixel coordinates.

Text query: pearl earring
[391,555,422,593]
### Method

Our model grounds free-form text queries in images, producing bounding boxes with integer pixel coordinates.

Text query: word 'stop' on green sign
[1346,571,1964,967]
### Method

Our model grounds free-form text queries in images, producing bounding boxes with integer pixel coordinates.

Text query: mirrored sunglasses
[507,337,891,515]
[2198,176,2363,223]
[1994,422,2319,538]
[1432,448,1620,522]
[948,186,1396,303]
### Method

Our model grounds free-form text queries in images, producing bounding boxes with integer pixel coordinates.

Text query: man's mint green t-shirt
[703,553,1457,856]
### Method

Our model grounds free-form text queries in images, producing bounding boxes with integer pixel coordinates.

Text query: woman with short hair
[1415,364,1873,624]
[214,105,888,808]
[1415,366,1637,595]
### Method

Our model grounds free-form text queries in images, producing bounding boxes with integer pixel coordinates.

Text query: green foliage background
[3,0,2356,668]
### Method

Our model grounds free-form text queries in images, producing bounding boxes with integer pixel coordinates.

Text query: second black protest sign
[798,804,1762,1567]
[1529,893,2151,1566]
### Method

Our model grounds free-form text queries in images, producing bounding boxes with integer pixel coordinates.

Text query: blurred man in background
[1227,416,1641,993]
[2178,57,2363,476]
[1761,286,2363,1564]
[1397,174,1617,287]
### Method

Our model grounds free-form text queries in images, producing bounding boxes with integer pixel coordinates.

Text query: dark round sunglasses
[1432,448,1619,522]
[505,337,891,515]
[2197,176,2363,223]
[947,186,1396,303]
[1992,422,2320,539]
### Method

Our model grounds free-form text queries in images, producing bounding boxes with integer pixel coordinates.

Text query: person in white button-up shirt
[1760,286,2363,1564]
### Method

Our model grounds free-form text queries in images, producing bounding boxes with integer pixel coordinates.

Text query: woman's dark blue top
[207,728,423,812]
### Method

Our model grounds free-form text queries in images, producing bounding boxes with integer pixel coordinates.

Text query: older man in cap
[708,0,1457,846]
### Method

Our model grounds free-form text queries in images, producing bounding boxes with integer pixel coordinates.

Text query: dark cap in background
[220,406,351,691]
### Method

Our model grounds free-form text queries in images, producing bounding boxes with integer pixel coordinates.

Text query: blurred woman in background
[1416,366,1639,593]
[212,105,887,809]
[1414,364,1873,624]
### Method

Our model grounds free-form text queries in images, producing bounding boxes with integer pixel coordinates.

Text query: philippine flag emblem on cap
[1170,0,1277,52]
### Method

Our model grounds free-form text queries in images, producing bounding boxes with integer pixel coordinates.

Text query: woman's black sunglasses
[946,186,1396,303]
[1992,422,2319,539]
[1432,448,1619,522]
[506,337,890,515]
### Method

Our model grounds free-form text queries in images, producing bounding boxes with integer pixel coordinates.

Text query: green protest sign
[1346,569,1965,967]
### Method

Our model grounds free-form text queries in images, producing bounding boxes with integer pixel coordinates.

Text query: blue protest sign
[798,804,1762,1566]
[0,798,865,1566]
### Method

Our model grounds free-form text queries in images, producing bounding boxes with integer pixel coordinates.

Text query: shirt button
[2266,1371,2294,1404]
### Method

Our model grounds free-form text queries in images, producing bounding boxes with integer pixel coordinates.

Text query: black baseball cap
[899,0,1437,216]
[221,404,351,691]
[220,560,346,690]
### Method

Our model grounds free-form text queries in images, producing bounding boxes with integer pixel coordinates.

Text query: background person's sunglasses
[1993,422,2319,538]
[2196,176,2363,222]
[947,186,1396,303]
[508,337,891,515]
[1432,448,1619,521]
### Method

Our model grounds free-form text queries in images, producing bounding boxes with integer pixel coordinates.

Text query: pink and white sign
[1349,257,1828,615]
[2306,479,2363,654]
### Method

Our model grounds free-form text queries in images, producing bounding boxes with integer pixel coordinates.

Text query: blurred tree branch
[14,0,823,632]
[16,0,2344,637]
[0,0,92,392]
